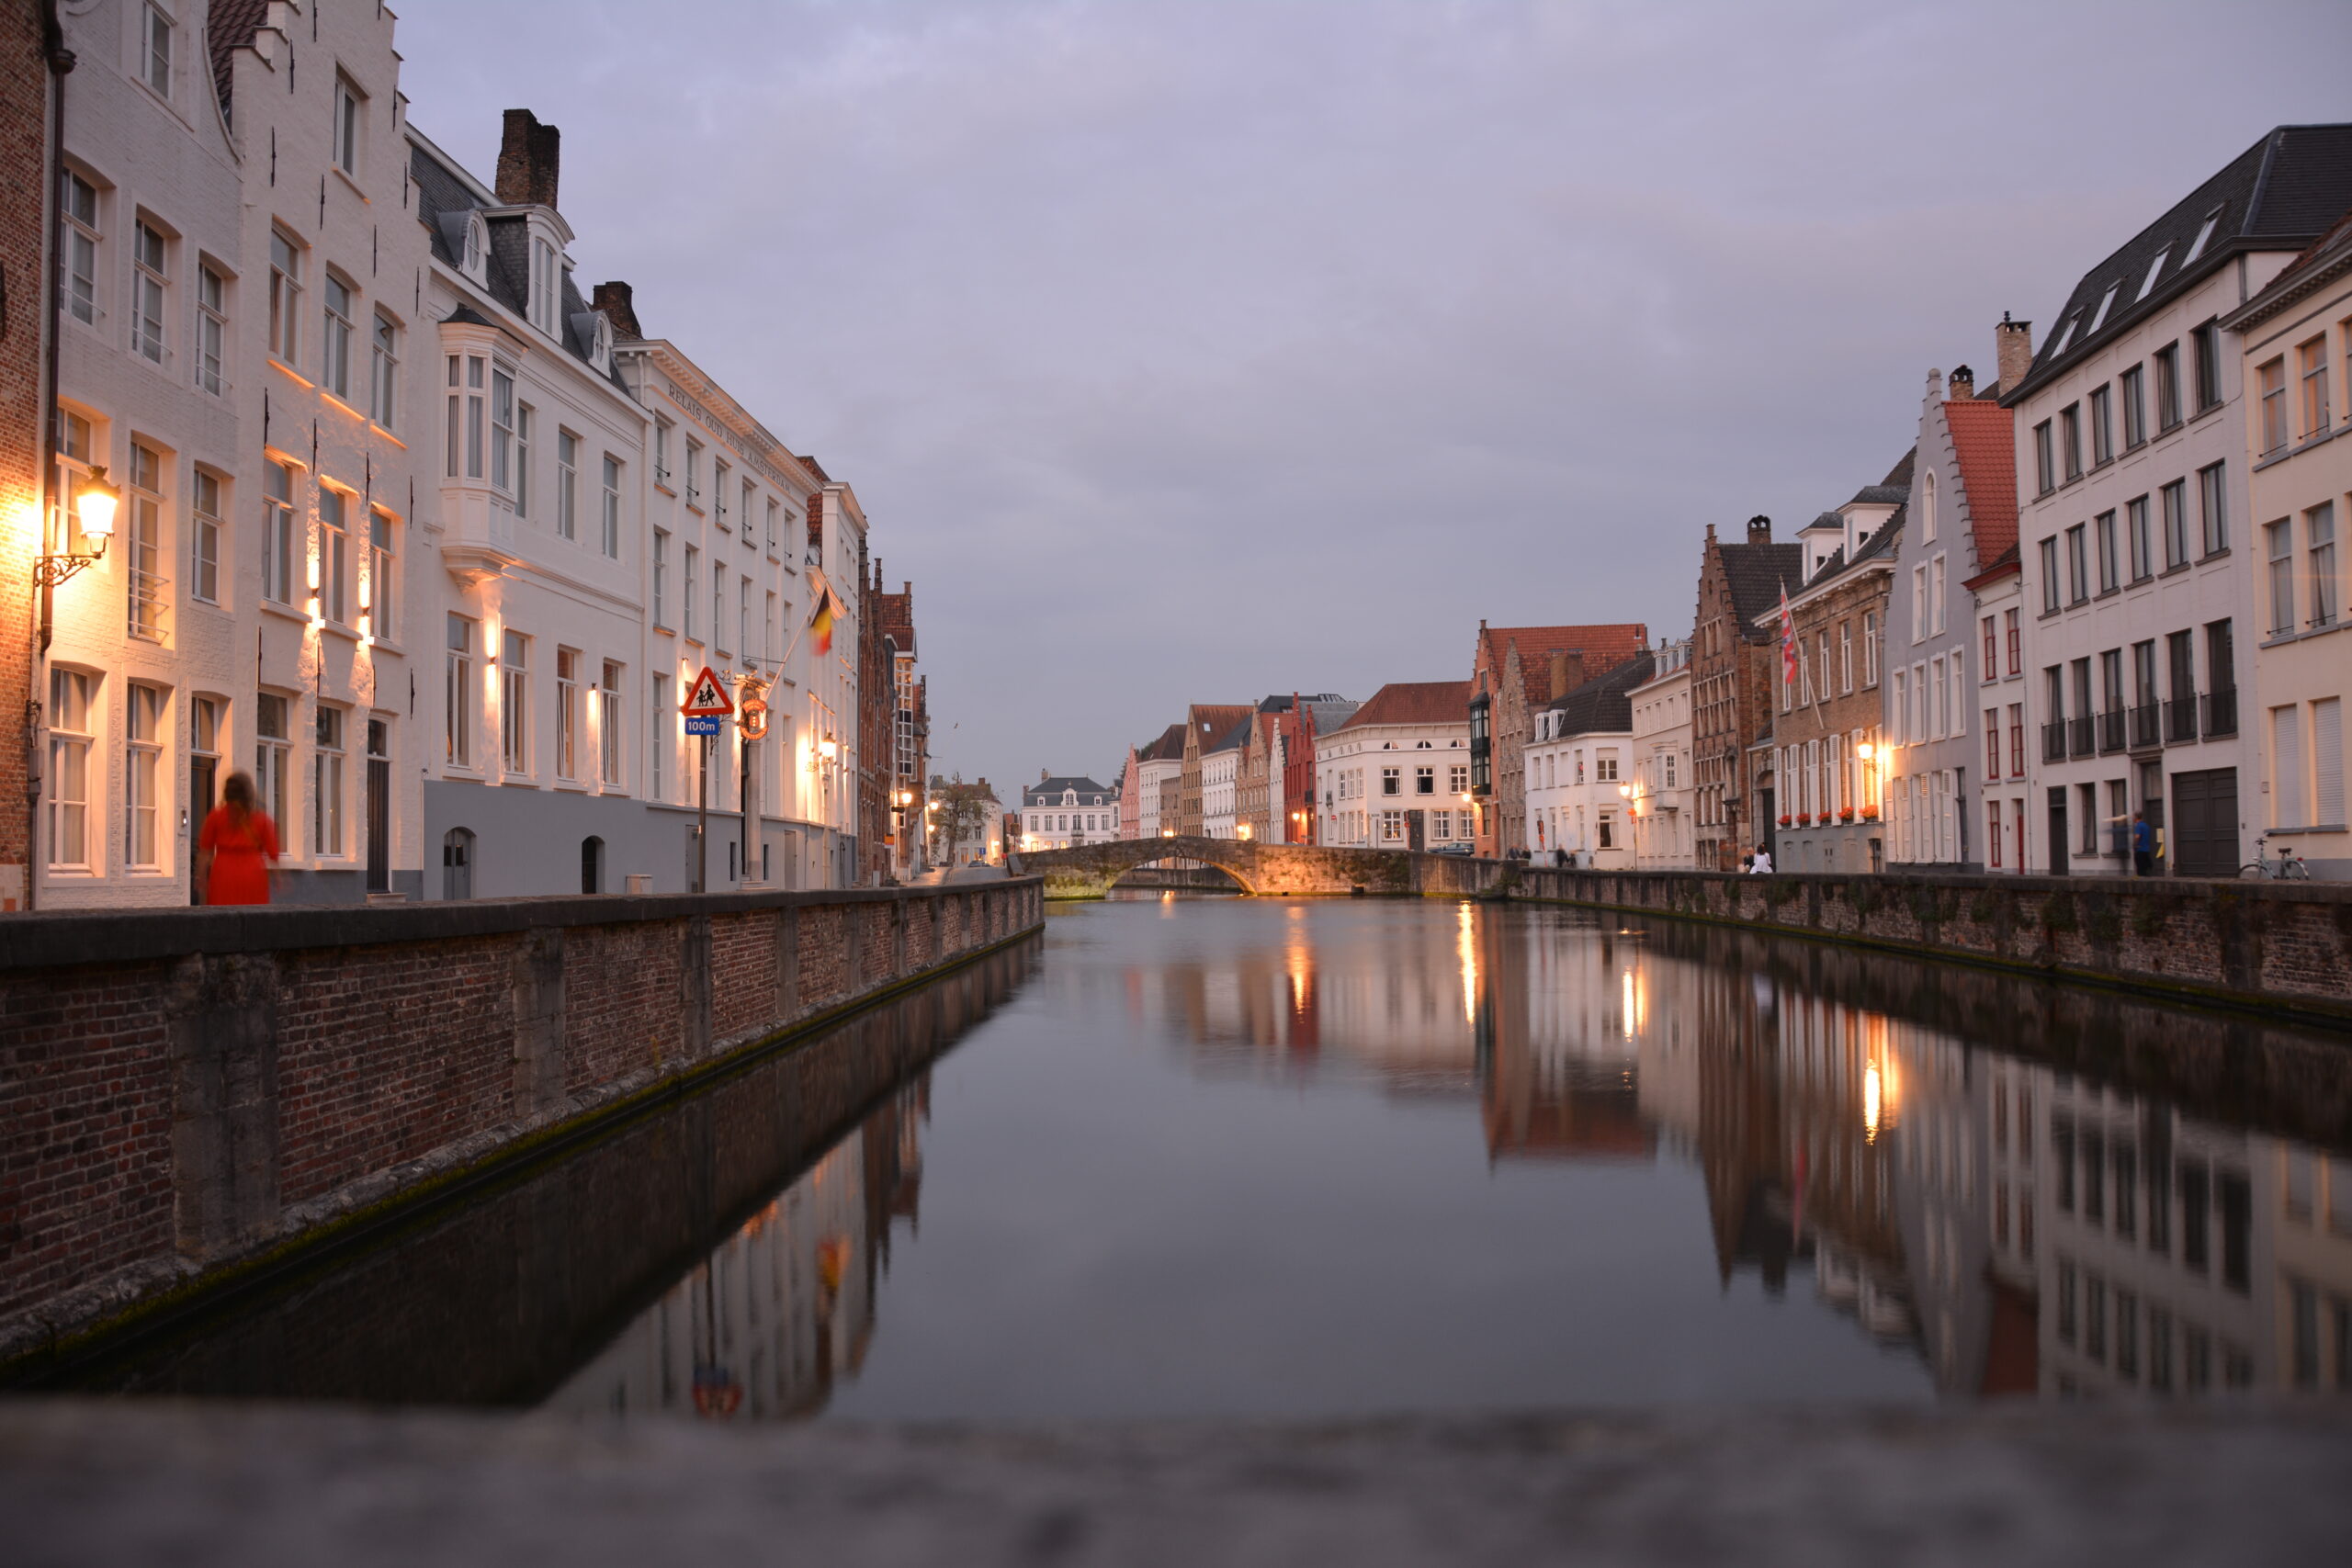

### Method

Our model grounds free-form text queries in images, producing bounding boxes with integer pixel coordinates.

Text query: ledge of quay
[2,1398,2346,1567]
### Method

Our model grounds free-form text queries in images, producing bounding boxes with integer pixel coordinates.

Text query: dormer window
[2182,208,2221,265]
[529,237,559,334]
[2137,246,2169,301]
[2087,282,2119,336]
[462,213,487,282]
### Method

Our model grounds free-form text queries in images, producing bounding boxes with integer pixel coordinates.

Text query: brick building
[1691,519,1804,870]
[1126,720,1185,840]
[1234,694,1354,844]
[0,3,52,909]
[1467,622,1647,857]
[1176,703,1250,837]
[854,556,894,883]
[870,572,925,877]
[1768,469,1908,874]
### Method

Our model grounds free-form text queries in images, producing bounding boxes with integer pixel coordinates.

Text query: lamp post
[36,468,118,589]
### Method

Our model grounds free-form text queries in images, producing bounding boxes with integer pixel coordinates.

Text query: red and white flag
[1778,584,1798,690]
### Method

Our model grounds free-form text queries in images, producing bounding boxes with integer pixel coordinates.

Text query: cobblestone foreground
[5,1400,2349,1566]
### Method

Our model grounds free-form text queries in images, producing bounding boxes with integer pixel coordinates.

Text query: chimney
[1555,651,1587,695]
[494,108,561,209]
[1996,312,2033,391]
[1041,768,1049,783]
[591,281,641,340]
[1747,514,1772,545]
[1948,364,1974,401]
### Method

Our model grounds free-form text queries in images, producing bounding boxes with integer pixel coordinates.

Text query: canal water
[67,895,2352,1418]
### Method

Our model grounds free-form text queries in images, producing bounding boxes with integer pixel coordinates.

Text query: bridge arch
[1023,835,1265,898]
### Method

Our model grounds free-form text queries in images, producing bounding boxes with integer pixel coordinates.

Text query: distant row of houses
[1049,123,2352,880]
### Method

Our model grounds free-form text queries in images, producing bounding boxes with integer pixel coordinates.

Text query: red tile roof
[1476,623,1648,707]
[1338,681,1472,731]
[1943,396,2018,567]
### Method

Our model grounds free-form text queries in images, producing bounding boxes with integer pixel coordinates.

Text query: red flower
[1838,807,1855,821]
[1860,805,1880,821]
[1779,814,1792,827]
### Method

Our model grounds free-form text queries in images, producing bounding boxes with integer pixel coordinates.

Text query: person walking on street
[2132,811,2154,877]
[1749,842,1773,874]
[198,771,281,906]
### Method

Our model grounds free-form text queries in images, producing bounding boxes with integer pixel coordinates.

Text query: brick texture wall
[0,10,51,910]
[0,881,1041,1340]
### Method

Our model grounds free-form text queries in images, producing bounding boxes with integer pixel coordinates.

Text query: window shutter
[2273,705,2305,829]
[2313,698,2345,827]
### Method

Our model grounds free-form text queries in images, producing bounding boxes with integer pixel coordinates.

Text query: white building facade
[1625,640,1694,869]
[1019,775,1118,850]
[1523,654,1656,868]
[2009,126,2352,877]
[1314,682,1472,850]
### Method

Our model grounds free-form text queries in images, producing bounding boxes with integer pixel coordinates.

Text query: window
[1911,564,1928,638]
[1379,765,1399,795]
[1597,810,1615,849]
[270,232,309,364]
[446,355,485,479]
[191,469,220,604]
[1981,615,1996,675]
[684,440,703,508]
[599,661,623,787]
[2161,479,2188,569]
[1415,765,1435,795]
[2311,502,2338,629]
[653,421,672,489]
[1594,752,1618,782]
[334,74,362,175]
[2314,697,2345,827]
[127,442,165,639]
[2032,421,2054,495]
[1921,469,1937,542]
[712,564,729,655]
[766,496,780,552]
[714,460,730,530]
[2301,336,2333,438]
[741,480,757,550]
[1449,763,1468,794]
[529,237,558,333]
[2154,343,2182,430]
[141,3,172,96]
[2089,385,2113,465]
[739,576,752,661]
[368,311,398,425]
[1862,610,1879,685]
[132,220,167,364]
[320,276,355,398]
[601,456,621,558]
[46,669,94,867]
[652,530,670,626]
[2061,403,2082,481]
[261,458,295,604]
[313,705,345,857]
[2006,608,2020,674]
[2197,462,2227,556]
[2120,364,2146,447]
[1840,620,1852,693]
[2065,523,2088,604]
[514,404,532,517]
[2088,283,2119,337]
[489,367,514,491]
[2095,511,2118,593]
[196,264,227,393]
[1931,556,1946,633]
[684,546,700,640]
[2259,358,2289,454]
[501,631,529,773]
[650,673,670,797]
[318,486,348,624]
[556,649,580,781]
[446,615,474,766]
[2191,321,2221,412]
[1985,710,2000,779]
[367,508,394,639]
[2127,494,2152,581]
[255,692,290,839]
[2275,705,2306,829]
[2268,520,2296,636]
[555,430,578,540]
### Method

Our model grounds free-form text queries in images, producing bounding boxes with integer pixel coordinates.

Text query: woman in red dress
[198,771,281,906]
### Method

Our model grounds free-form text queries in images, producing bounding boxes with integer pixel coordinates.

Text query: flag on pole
[809,579,840,657]
[1777,583,1797,692]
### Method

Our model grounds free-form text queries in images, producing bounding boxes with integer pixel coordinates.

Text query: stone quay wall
[1508,865,2352,1026]
[0,879,1044,1360]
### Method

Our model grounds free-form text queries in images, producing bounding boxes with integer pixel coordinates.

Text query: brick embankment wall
[1510,866,2352,1024]
[0,879,1045,1360]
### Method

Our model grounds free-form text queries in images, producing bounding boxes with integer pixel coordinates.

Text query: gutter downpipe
[28,2,74,912]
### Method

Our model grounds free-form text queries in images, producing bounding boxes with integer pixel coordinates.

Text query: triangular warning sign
[681,666,735,716]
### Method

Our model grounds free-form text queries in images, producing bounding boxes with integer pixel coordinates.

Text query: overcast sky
[394,0,2352,796]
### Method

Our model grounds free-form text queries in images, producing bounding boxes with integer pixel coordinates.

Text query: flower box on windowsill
[1779,815,1792,828]
[1860,806,1880,821]
[1838,808,1855,822]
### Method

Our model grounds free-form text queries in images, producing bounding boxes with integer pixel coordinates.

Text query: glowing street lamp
[36,468,119,589]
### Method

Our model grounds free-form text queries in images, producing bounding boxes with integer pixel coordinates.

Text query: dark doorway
[581,836,605,895]
[442,827,475,900]
[1759,787,1776,863]
[2171,769,2239,876]
[189,696,220,905]
[2047,787,2069,876]
[366,719,390,894]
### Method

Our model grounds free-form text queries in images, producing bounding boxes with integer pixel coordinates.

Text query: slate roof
[1785,508,1905,612]
[1713,537,1806,643]
[407,134,623,387]
[1338,681,1473,732]
[1540,651,1657,739]
[1944,395,2019,566]
[1186,705,1256,757]
[1963,541,2022,592]
[1476,623,1649,710]
[1022,776,1114,807]
[2224,201,2352,329]
[2007,123,2352,405]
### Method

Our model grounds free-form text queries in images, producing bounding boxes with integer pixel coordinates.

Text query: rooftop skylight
[2182,208,2222,265]
[2137,246,2169,300]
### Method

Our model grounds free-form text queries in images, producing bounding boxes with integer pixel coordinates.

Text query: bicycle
[2240,835,2312,880]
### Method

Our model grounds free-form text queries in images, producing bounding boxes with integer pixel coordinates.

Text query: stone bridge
[1021,836,1510,899]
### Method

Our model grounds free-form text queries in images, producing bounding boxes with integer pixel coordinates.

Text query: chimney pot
[495,108,561,209]
[1948,364,1975,400]
[1996,316,2033,392]
[1747,514,1772,545]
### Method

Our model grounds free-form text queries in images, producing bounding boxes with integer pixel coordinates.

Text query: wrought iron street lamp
[37,468,118,589]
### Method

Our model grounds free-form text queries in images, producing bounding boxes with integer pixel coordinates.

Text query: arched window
[442,827,474,900]
[581,836,605,895]
[1921,468,1938,544]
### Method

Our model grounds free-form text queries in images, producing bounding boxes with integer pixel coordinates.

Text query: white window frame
[46,668,96,869]
[132,219,168,365]
[446,615,475,768]
[62,169,99,326]
[191,468,221,604]
[313,705,346,858]
[556,429,579,541]
[198,263,228,394]
[268,231,302,366]
[369,310,399,426]
[255,692,292,846]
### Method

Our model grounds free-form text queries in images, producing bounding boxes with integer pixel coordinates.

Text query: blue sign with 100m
[684,716,724,737]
